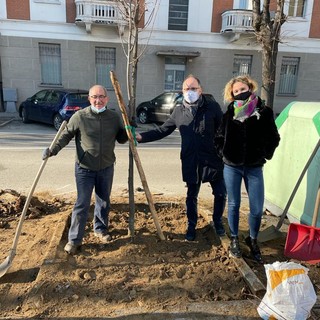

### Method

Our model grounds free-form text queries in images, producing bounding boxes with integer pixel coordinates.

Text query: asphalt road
[0,118,214,200]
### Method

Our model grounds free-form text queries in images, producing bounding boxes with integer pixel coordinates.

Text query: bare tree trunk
[117,0,159,237]
[252,0,286,109]
[126,2,139,239]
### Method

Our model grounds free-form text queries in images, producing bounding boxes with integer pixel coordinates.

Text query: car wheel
[53,114,63,131]
[138,110,148,124]
[21,107,30,123]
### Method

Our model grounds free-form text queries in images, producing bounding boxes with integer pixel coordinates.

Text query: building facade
[0,0,319,115]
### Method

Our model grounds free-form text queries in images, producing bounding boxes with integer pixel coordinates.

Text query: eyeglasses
[183,87,200,92]
[89,95,107,99]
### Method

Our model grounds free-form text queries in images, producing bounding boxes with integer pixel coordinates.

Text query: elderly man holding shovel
[43,85,128,255]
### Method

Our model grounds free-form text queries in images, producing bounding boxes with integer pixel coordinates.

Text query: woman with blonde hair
[215,75,280,262]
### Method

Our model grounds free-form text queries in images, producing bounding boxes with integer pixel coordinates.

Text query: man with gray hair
[43,85,128,254]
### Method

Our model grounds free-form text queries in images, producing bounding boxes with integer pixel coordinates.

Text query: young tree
[115,0,159,237]
[252,0,286,109]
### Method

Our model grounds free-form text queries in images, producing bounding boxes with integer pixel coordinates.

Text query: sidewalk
[0,111,20,127]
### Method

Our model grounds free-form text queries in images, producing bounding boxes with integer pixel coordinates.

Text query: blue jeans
[223,164,264,239]
[68,163,114,245]
[186,178,226,230]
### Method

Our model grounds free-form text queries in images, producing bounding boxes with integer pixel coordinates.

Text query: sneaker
[214,221,226,236]
[64,242,81,255]
[229,236,241,258]
[245,236,262,262]
[185,228,196,241]
[94,231,112,243]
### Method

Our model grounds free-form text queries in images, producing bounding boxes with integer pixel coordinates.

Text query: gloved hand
[42,147,53,160]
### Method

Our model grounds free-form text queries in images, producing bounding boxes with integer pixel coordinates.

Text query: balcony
[75,0,126,33]
[221,9,254,41]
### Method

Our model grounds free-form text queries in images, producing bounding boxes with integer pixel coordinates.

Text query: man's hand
[42,147,53,160]
[135,132,142,142]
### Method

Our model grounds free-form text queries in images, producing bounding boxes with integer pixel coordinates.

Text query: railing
[221,9,254,34]
[75,0,126,32]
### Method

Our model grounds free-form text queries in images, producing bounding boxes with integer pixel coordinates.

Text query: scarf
[233,93,259,122]
[183,95,203,116]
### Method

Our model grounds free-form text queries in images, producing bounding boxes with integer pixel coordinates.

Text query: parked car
[19,89,89,130]
[136,91,215,124]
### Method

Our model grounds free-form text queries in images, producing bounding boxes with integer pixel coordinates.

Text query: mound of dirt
[0,189,319,318]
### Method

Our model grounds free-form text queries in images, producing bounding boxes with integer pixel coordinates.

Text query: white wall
[30,0,66,22]
[187,0,213,32]
[0,0,7,19]
[151,0,169,30]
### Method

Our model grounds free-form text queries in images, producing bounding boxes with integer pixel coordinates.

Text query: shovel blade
[0,253,14,278]
[257,225,284,243]
[284,223,320,264]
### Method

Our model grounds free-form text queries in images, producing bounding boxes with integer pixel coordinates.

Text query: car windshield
[175,93,183,103]
[67,93,89,103]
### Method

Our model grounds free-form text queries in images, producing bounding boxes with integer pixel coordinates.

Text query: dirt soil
[0,189,319,319]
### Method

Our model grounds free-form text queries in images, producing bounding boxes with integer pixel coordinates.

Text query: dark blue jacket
[139,95,224,184]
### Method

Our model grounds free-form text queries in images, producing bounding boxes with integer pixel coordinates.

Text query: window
[288,0,306,17]
[233,55,252,76]
[278,57,300,95]
[239,0,249,9]
[164,57,185,90]
[95,47,116,89]
[39,43,62,85]
[168,0,189,31]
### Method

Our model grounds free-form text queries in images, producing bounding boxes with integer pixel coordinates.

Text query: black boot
[245,236,263,263]
[185,226,196,241]
[229,236,241,258]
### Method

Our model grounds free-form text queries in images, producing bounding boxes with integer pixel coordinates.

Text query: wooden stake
[110,71,165,241]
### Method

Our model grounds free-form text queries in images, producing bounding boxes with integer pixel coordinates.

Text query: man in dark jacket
[136,75,226,241]
[43,85,128,254]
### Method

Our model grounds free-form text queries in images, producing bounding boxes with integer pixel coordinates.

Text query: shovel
[284,186,320,264]
[0,121,67,278]
[258,139,320,243]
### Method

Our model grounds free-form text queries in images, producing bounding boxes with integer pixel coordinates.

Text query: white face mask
[184,91,199,104]
[91,105,106,114]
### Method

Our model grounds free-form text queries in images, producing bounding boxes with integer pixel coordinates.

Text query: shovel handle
[0,121,67,278]
[311,187,320,227]
[276,139,320,230]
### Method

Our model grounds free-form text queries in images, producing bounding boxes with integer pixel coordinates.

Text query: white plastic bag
[257,261,317,320]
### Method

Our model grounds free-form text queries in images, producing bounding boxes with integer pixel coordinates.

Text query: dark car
[19,89,89,130]
[136,91,215,124]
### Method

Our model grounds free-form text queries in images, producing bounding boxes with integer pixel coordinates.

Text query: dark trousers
[186,177,226,230]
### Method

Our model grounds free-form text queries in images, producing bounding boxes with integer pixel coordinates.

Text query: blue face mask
[91,105,106,114]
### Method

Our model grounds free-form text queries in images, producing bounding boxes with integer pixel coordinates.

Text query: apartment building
[0,0,319,115]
